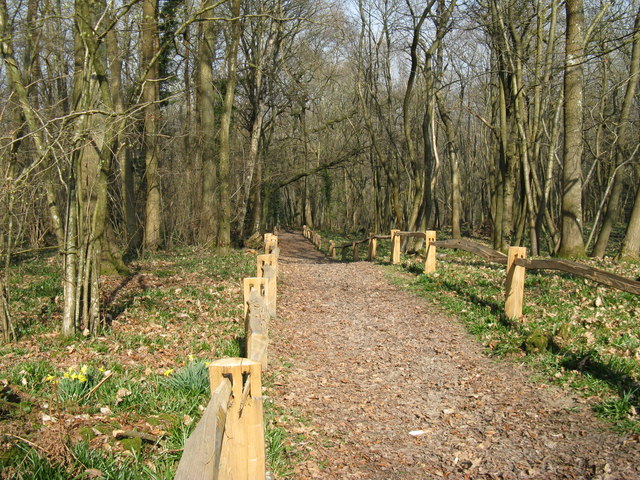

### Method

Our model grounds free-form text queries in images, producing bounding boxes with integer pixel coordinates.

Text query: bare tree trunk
[0,0,65,247]
[0,279,14,342]
[106,17,138,253]
[618,164,640,260]
[498,74,515,251]
[436,91,462,239]
[197,0,219,247]
[142,0,161,251]
[403,1,435,237]
[61,0,118,336]
[592,6,640,258]
[237,3,280,240]
[558,0,586,257]
[217,0,242,248]
[62,172,78,336]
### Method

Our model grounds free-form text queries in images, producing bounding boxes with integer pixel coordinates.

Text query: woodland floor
[270,232,640,480]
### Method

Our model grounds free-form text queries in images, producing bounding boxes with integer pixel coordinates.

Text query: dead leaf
[115,388,132,405]
[83,468,105,479]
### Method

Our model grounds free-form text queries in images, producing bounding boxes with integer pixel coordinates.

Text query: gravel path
[271,232,639,480]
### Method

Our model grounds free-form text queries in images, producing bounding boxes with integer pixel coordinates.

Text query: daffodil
[163,368,174,376]
[44,375,56,382]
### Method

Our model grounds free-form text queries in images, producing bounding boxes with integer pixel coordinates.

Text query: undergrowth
[0,247,295,478]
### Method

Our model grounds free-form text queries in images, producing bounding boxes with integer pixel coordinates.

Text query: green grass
[1,246,296,478]
[1,440,167,480]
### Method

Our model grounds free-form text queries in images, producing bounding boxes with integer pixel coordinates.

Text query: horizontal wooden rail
[175,378,232,480]
[514,258,640,296]
[396,231,428,239]
[432,239,507,264]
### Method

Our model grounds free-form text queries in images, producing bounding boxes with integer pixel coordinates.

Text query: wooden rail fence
[175,234,279,480]
[302,225,640,320]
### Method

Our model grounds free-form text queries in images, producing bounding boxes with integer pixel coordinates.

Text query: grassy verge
[304,230,640,433]
[0,247,296,478]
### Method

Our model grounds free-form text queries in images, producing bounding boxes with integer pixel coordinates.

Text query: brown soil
[271,232,640,480]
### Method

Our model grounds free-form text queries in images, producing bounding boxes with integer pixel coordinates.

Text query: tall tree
[0,0,65,247]
[217,0,242,248]
[142,0,162,250]
[558,0,586,257]
[62,0,120,335]
[197,0,220,246]
[618,163,640,260]
[592,6,640,258]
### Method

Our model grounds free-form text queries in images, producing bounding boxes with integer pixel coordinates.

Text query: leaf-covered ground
[271,232,640,479]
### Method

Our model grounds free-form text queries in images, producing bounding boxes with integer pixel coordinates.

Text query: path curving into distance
[271,232,639,480]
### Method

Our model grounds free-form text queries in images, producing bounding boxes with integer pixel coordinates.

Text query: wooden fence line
[176,233,278,480]
[302,225,640,320]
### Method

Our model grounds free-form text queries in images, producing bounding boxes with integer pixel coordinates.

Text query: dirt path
[270,233,639,480]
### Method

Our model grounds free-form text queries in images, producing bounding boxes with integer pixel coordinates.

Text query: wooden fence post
[264,234,277,254]
[244,282,269,370]
[243,277,267,319]
[209,358,265,480]
[505,246,527,319]
[352,242,359,261]
[329,240,336,259]
[368,234,377,261]
[257,253,277,277]
[424,230,437,274]
[368,235,377,261]
[256,254,277,317]
[390,229,400,264]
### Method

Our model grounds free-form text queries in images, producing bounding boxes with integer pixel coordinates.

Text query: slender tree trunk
[197,1,219,246]
[248,155,263,233]
[422,100,438,229]
[106,19,138,253]
[0,0,65,247]
[436,92,462,238]
[558,0,586,257]
[142,0,161,251]
[62,0,118,336]
[217,0,242,248]
[619,164,640,260]
[592,7,640,258]
[403,2,434,236]
[498,74,515,251]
